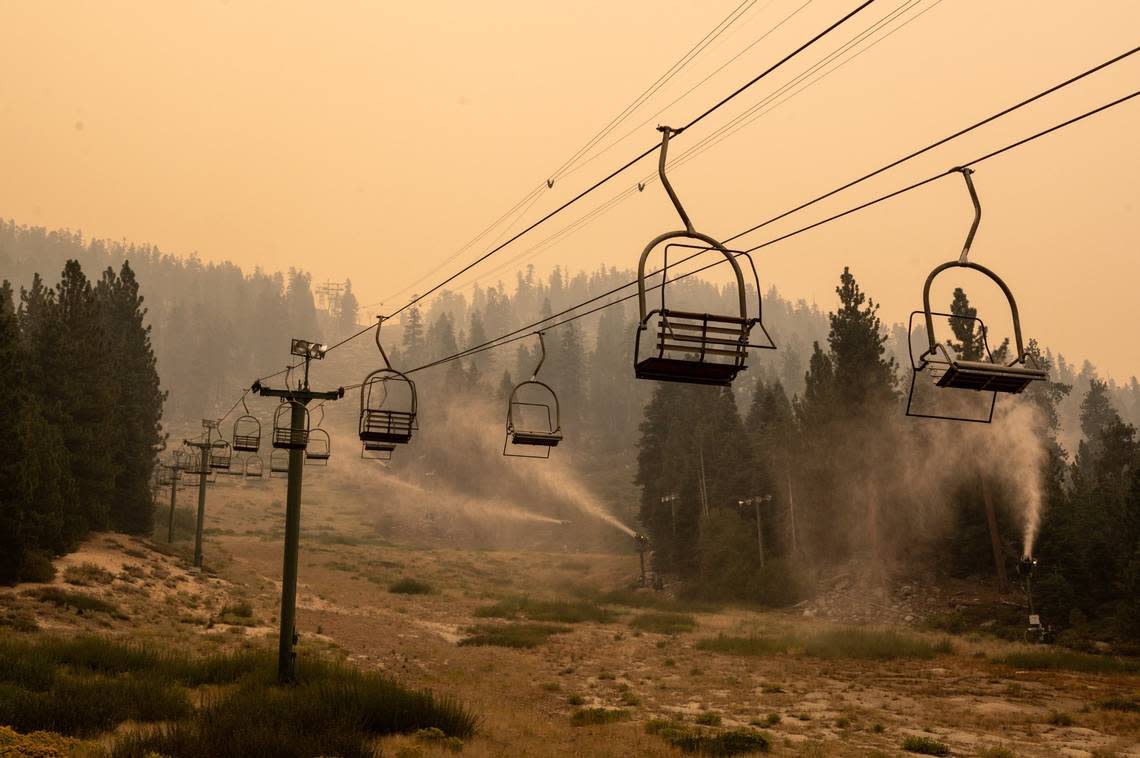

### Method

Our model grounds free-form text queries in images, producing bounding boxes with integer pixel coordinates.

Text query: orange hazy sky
[2,1,1138,378]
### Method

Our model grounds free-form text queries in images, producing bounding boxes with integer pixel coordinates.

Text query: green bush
[0,675,192,736]
[113,658,475,758]
[389,578,434,595]
[902,735,950,755]
[459,623,570,648]
[629,612,697,635]
[997,650,1140,674]
[19,551,57,584]
[570,707,630,726]
[24,587,127,619]
[697,629,951,661]
[670,728,771,755]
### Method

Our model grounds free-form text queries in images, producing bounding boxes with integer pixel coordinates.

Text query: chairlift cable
[561,0,815,181]
[443,0,927,301]
[664,0,932,176]
[374,0,758,312]
[234,39,1137,411]
[382,0,877,323]
[397,88,1140,377]
[547,0,757,183]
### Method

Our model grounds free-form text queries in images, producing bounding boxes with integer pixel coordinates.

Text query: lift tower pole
[183,420,223,569]
[167,466,180,543]
[254,338,343,684]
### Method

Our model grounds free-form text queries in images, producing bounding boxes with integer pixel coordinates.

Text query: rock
[980,619,996,628]
[904,614,915,623]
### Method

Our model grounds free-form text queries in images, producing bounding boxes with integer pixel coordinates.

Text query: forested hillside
[4,219,1140,645]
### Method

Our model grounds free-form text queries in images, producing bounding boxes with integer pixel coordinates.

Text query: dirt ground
[3,471,1139,758]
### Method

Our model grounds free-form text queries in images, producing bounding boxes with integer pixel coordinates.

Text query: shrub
[0,675,192,736]
[902,736,950,755]
[997,650,1140,674]
[474,596,615,624]
[670,729,771,755]
[24,587,127,619]
[389,578,434,595]
[113,658,476,757]
[63,562,116,586]
[0,725,81,755]
[458,623,570,648]
[695,711,722,726]
[570,707,630,726]
[629,612,697,635]
[1049,711,1074,726]
[19,551,57,584]
[1097,695,1139,712]
[0,609,39,633]
[217,601,258,626]
[697,630,952,661]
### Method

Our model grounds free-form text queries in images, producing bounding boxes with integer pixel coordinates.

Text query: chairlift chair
[243,455,264,479]
[232,397,261,452]
[269,449,290,477]
[633,127,774,386]
[272,400,310,450]
[504,332,563,458]
[209,440,232,471]
[306,428,331,465]
[908,168,1046,423]
[358,317,418,458]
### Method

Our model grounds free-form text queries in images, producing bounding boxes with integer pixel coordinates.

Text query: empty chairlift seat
[504,332,563,458]
[306,428,331,464]
[232,406,261,453]
[243,455,264,479]
[358,317,418,460]
[209,441,232,470]
[632,126,773,387]
[272,401,310,450]
[907,168,1046,423]
[269,449,290,477]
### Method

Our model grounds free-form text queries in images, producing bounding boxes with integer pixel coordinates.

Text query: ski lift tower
[181,419,229,568]
[254,338,344,683]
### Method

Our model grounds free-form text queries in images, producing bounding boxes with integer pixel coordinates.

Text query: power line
[456,0,934,296]
[561,0,815,181]
[382,0,878,323]
[241,39,1138,412]
[370,0,761,312]
[546,0,758,183]
[395,87,1140,379]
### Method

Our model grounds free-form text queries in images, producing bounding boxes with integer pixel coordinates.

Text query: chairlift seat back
[360,409,415,444]
[233,434,260,453]
[272,427,309,450]
[635,310,754,387]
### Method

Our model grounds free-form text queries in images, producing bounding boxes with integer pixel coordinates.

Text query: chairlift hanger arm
[954,167,981,264]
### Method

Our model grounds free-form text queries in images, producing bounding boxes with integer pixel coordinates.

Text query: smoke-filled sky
[2,1,1138,378]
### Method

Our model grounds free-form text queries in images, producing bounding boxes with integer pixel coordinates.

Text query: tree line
[0,260,163,583]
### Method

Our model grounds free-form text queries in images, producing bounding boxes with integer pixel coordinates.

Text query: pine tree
[54,260,116,532]
[338,279,360,333]
[285,269,320,340]
[401,304,425,364]
[948,287,986,360]
[96,262,165,534]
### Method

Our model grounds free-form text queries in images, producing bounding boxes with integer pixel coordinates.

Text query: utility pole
[254,338,343,684]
